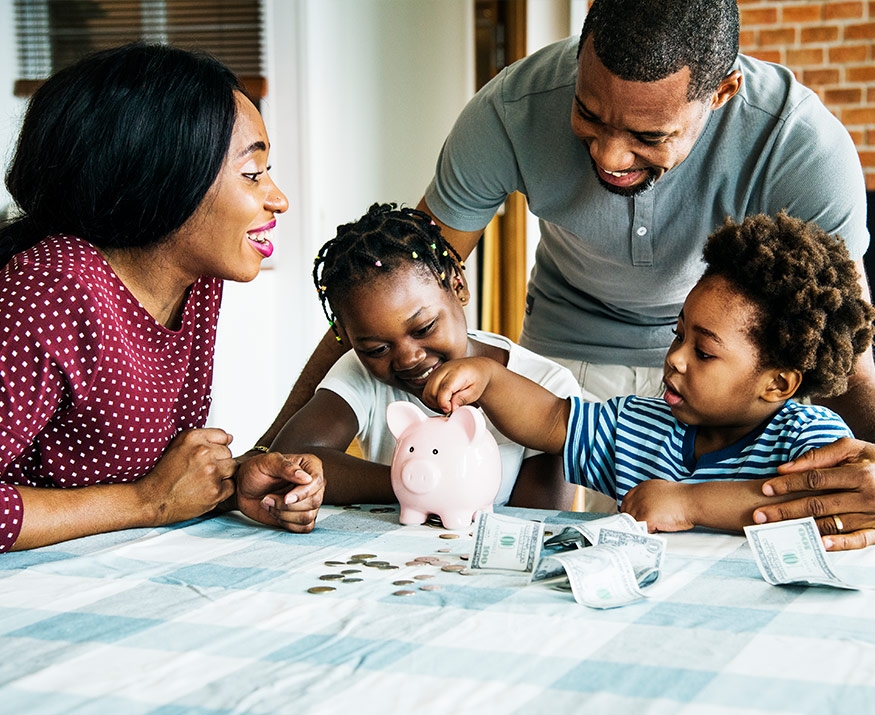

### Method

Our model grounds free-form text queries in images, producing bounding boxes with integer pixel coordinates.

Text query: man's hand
[754,438,875,550]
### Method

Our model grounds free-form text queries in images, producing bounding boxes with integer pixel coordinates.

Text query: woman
[0,43,323,552]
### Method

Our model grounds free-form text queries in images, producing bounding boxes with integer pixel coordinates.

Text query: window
[13,0,265,99]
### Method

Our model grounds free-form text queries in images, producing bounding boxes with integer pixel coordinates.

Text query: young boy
[422,212,875,534]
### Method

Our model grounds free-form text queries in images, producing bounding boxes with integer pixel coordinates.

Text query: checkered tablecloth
[2,505,875,714]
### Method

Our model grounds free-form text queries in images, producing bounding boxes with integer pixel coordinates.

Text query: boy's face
[336,263,470,399]
[662,275,784,437]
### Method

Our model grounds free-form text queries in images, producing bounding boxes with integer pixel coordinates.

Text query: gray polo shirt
[424,37,869,367]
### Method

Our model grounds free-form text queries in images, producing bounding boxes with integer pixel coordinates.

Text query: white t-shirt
[317,330,579,505]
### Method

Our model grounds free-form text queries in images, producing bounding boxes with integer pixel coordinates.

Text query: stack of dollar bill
[469,511,666,609]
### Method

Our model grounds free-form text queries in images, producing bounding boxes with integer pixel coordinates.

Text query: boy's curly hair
[702,212,875,399]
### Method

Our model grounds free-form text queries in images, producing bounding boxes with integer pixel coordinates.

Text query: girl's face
[337,263,470,398]
[169,91,289,283]
[662,275,789,441]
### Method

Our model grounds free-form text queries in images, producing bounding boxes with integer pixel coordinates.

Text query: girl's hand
[236,451,324,533]
[621,480,696,532]
[134,428,237,525]
[422,357,495,414]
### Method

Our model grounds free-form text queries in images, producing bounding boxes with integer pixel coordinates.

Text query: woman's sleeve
[0,484,24,553]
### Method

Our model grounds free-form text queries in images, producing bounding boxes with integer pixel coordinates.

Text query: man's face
[571,37,716,197]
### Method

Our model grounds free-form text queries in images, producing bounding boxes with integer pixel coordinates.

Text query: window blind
[13,0,265,99]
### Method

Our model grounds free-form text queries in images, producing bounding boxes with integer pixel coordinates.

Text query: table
[2,505,875,714]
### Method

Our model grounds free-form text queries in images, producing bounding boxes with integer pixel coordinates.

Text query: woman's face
[336,263,471,398]
[170,91,288,283]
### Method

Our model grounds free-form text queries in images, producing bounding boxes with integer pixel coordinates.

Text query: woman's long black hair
[1,42,243,266]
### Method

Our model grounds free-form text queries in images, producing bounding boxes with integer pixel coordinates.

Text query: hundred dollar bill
[536,547,647,608]
[544,513,646,550]
[597,528,666,587]
[469,511,545,575]
[743,517,859,589]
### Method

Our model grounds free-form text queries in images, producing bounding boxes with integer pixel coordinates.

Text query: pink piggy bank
[387,401,502,530]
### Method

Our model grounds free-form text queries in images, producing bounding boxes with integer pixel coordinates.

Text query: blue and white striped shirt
[563,397,853,505]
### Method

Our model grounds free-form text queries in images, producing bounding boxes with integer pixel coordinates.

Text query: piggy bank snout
[398,458,441,494]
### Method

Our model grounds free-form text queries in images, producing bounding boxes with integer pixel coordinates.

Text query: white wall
[208,0,476,450]
[0,0,27,215]
[0,0,581,454]
[524,0,585,275]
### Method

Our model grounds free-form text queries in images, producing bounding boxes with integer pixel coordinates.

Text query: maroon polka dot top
[0,235,222,551]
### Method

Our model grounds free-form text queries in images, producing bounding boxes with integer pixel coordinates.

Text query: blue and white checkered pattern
[2,506,875,714]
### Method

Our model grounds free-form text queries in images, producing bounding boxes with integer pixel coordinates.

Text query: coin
[341,569,361,574]
[351,553,377,560]
[459,554,470,561]
[377,564,399,570]
[393,579,415,586]
[364,560,389,567]
[324,560,346,567]
[319,574,345,581]
[420,584,441,591]
[370,507,396,514]
[413,573,434,580]
[436,548,451,553]
[307,586,336,594]
[343,505,362,510]
[393,590,416,597]
[441,564,465,572]
[342,577,364,583]
[439,533,460,540]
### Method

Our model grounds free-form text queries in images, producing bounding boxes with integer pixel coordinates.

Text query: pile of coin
[306,530,474,597]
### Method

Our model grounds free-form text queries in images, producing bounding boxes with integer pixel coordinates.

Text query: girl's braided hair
[702,211,875,399]
[313,203,464,341]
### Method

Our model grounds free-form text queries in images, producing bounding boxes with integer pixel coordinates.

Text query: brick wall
[738,0,875,191]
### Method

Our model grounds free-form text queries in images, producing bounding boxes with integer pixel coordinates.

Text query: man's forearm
[816,348,875,442]
[256,329,350,447]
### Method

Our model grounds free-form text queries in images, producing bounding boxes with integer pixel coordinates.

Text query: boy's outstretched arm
[422,356,570,454]
[621,478,808,534]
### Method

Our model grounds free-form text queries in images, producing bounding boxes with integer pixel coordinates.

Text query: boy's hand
[422,357,495,414]
[621,480,695,532]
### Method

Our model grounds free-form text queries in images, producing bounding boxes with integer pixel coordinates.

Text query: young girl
[258,202,581,510]
[423,212,875,538]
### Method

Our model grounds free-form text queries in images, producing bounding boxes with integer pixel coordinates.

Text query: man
[250,0,875,548]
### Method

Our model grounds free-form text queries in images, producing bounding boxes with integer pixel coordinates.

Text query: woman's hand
[754,437,875,550]
[621,480,695,532]
[235,451,324,532]
[133,428,237,525]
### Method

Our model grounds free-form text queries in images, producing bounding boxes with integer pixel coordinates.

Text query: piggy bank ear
[386,401,429,439]
[448,405,488,442]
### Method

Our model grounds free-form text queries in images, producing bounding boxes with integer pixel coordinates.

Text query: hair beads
[313,203,464,342]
